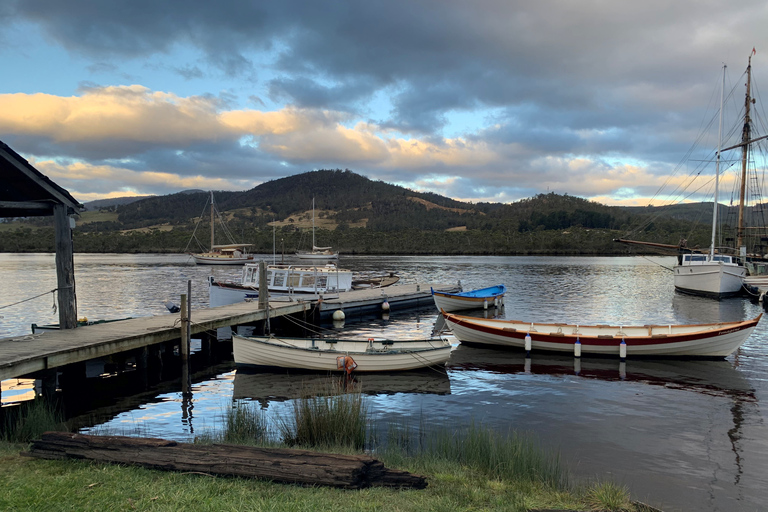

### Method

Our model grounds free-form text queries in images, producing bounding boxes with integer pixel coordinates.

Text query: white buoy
[483,299,488,310]
[382,301,390,311]
[524,333,532,356]
[574,338,581,358]
[332,310,345,321]
[619,339,627,361]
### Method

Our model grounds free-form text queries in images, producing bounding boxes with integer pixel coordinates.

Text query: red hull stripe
[445,314,760,347]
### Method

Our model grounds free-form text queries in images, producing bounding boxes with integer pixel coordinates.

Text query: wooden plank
[25,432,428,489]
[0,301,308,380]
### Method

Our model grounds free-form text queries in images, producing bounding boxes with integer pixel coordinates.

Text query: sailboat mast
[210,191,215,251]
[312,197,316,250]
[737,54,753,253]
[710,64,726,260]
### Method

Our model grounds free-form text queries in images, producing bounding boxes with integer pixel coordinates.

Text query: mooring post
[180,293,189,364]
[53,204,77,329]
[258,260,270,334]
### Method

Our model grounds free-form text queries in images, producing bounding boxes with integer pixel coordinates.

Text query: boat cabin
[241,264,353,294]
[678,254,737,265]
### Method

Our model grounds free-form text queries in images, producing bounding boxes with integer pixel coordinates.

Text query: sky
[1,0,767,207]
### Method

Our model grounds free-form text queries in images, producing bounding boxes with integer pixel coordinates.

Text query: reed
[222,402,269,445]
[584,480,633,511]
[1,398,65,443]
[278,378,369,450]
[386,421,569,490]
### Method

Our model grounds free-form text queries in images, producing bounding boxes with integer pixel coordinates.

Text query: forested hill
[1,169,717,255]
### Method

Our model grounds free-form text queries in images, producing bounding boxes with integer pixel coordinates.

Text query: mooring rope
[0,288,62,310]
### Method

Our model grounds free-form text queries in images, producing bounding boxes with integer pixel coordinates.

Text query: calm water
[2,253,768,512]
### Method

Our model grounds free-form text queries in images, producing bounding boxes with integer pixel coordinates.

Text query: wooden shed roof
[0,139,83,218]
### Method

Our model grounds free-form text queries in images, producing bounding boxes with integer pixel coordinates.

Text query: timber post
[258,260,270,333]
[53,204,77,329]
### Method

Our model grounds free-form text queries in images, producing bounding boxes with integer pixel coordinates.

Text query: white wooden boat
[209,263,354,307]
[674,254,745,298]
[232,334,453,372]
[192,244,254,265]
[189,191,254,265]
[295,198,338,260]
[432,284,505,312]
[209,263,398,307]
[441,310,761,358]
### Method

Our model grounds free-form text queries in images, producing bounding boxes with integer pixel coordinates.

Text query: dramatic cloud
[1,0,766,205]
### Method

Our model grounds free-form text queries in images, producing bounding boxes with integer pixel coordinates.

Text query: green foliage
[2,399,65,443]
[583,480,633,511]
[278,378,370,450]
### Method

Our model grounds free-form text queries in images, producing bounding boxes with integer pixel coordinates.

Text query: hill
[0,169,727,255]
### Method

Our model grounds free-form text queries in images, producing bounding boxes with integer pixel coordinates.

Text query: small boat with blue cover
[431,284,506,312]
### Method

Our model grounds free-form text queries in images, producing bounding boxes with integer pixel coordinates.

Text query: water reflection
[448,344,756,400]
[232,368,451,407]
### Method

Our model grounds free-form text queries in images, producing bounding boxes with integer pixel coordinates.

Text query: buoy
[574,338,581,358]
[619,339,627,362]
[524,333,532,357]
[332,310,345,321]
[382,301,390,311]
[483,299,488,310]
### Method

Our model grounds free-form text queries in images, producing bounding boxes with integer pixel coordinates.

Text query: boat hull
[432,285,505,312]
[192,254,254,265]
[441,311,761,358]
[233,335,453,372]
[674,262,746,298]
[295,251,339,260]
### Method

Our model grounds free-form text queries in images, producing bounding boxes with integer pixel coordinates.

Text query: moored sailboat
[295,198,338,260]
[189,191,253,265]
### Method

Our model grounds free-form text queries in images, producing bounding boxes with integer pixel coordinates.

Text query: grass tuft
[278,377,369,450]
[2,399,65,443]
[584,480,633,511]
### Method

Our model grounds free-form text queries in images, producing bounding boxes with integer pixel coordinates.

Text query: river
[1,253,767,512]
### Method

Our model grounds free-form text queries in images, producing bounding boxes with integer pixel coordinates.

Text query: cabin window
[265,270,272,285]
[245,267,255,284]
[287,274,301,287]
[273,272,285,287]
[317,276,328,288]
[301,275,316,287]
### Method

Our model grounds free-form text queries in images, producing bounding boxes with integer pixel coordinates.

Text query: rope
[0,288,63,310]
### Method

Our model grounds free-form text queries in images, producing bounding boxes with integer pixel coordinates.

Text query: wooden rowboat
[441,310,761,358]
[233,335,453,372]
[431,285,506,312]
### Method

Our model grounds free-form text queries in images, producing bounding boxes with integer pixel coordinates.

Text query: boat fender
[382,301,390,311]
[574,338,581,358]
[337,355,358,374]
[524,333,532,356]
[619,339,627,362]
[333,310,345,321]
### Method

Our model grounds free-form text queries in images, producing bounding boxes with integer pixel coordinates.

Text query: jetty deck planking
[0,282,455,381]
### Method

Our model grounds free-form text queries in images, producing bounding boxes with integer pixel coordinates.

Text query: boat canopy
[212,243,254,250]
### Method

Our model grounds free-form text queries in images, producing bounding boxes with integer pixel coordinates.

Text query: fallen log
[23,431,427,490]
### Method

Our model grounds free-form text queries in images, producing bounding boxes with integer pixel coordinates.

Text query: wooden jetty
[0,300,308,381]
[0,281,455,383]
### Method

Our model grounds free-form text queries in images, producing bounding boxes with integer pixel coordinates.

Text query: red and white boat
[441,311,761,358]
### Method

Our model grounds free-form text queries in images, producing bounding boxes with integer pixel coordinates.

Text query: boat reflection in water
[233,367,451,407]
[447,343,756,487]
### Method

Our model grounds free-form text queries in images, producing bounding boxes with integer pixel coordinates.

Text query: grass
[278,378,370,450]
[2,398,65,443]
[0,383,645,511]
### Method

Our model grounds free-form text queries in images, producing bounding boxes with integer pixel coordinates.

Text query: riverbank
[1,440,662,511]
